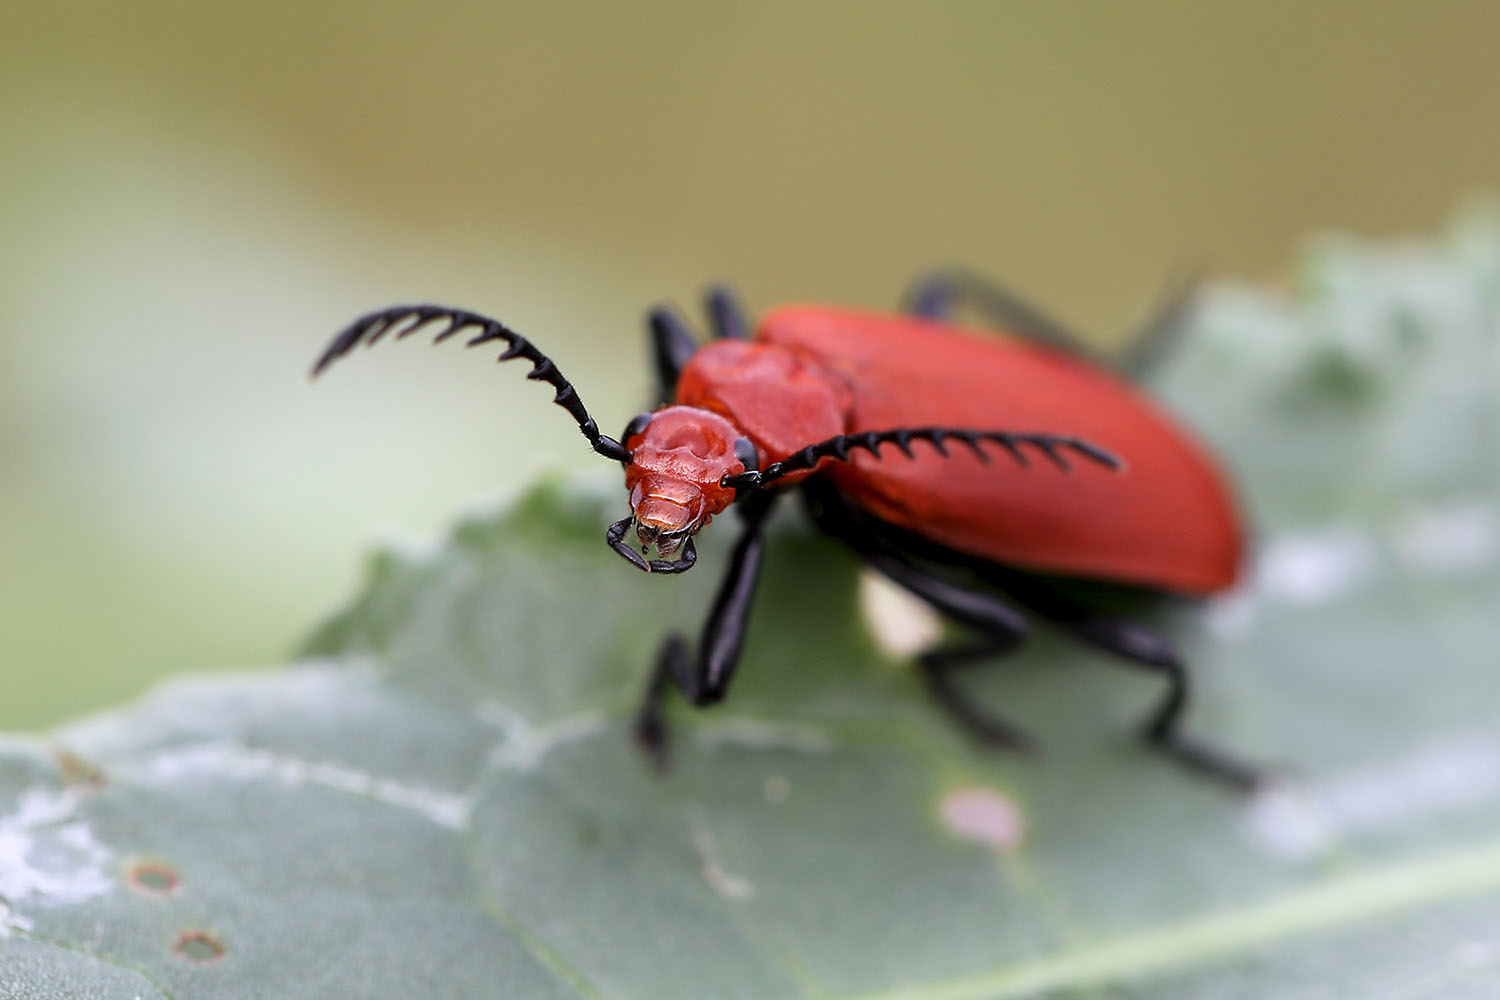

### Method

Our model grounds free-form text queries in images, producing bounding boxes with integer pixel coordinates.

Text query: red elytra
[313,278,1261,790]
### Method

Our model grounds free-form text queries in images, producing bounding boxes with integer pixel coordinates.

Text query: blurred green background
[3,2,1498,731]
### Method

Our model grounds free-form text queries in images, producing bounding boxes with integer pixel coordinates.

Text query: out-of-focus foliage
[1,224,1497,997]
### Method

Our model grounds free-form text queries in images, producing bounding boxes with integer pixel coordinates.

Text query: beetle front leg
[633,492,778,765]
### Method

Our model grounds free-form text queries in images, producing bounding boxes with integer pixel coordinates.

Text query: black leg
[1115,272,1200,378]
[919,643,1036,753]
[901,267,1112,367]
[981,570,1262,791]
[901,267,1201,379]
[802,482,1040,756]
[857,554,1040,756]
[703,285,751,340]
[634,492,778,764]
[647,304,698,405]
[1066,618,1260,790]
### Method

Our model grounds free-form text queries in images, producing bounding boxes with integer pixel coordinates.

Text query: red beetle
[313,272,1256,788]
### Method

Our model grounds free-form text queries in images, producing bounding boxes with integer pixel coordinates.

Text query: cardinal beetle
[312,271,1258,789]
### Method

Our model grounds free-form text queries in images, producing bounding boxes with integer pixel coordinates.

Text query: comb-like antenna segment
[312,304,629,462]
[721,427,1122,492]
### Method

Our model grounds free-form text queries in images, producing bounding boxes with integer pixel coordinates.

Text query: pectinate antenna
[312,303,629,463]
[722,427,1122,492]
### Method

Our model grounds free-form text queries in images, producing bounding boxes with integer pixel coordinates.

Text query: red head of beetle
[622,406,746,558]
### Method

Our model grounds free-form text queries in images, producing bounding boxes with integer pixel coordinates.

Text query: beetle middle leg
[645,285,753,406]
[803,482,1041,754]
[633,491,778,764]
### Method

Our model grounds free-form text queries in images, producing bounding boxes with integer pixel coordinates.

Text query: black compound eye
[733,436,760,473]
[621,412,653,443]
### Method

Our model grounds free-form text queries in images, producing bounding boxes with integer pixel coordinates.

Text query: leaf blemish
[478,703,608,773]
[0,788,113,915]
[126,859,180,897]
[939,786,1025,852]
[174,929,226,963]
[51,748,106,791]
[859,568,943,657]
[689,817,754,901]
[134,742,473,831]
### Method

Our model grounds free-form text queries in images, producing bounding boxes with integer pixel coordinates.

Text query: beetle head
[609,406,750,572]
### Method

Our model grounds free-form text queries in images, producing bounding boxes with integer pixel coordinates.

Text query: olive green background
[2,2,1497,729]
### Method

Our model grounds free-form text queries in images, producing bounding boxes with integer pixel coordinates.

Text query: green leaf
[4,214,1498,998]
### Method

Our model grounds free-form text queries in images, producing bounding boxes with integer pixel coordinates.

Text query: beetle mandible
[312,271,1257,789]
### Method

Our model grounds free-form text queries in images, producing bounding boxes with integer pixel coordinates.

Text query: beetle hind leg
[1074,621,1263,792]
[901,267,1110,366]
[985,572,1265,791]
[900,267,1201,379]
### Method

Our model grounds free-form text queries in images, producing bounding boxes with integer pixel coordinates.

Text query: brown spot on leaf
[174,930,225,963]
[126,860,180,897]
[52,748,106,791]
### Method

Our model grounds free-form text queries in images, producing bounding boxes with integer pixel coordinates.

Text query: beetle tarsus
[1146,728,1264,793]
[633,643,679,770]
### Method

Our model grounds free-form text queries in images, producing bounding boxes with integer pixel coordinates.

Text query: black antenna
[722,427,1122,491]
[312,304,629,463]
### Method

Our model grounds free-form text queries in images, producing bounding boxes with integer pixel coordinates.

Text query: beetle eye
[733,436,760,472]
[622,411,653,443]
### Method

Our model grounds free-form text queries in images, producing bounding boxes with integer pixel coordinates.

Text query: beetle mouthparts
[646,529,689,559]
[606,516,652,572]
[605,515,699,575]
